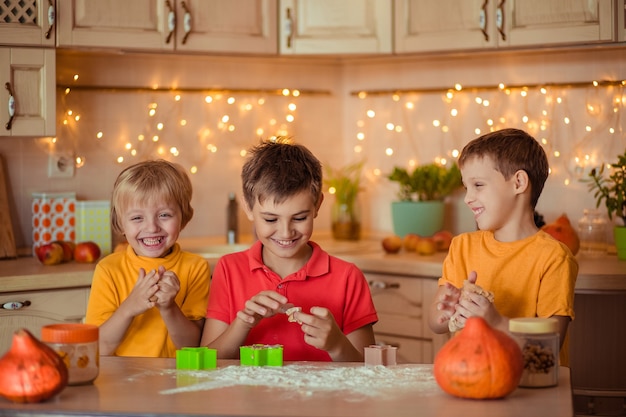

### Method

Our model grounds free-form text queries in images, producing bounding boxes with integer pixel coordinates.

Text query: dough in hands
[285,306,302,324]
[448,280,495,333]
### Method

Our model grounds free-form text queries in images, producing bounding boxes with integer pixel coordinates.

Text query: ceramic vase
[613,226,626,260]
[391,200,444,238]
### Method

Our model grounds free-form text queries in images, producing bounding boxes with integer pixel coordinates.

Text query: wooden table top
[0,356,574,417]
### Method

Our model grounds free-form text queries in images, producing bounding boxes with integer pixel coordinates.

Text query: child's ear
[240,195,255,221]
[314,193,324,217]
[513,169,529,195]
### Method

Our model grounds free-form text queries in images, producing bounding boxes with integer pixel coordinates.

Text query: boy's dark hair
[241,138,322,210]
[458,128,549,208]
[110,159,194,235]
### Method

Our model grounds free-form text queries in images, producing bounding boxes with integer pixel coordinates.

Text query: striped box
[76,200,111,255]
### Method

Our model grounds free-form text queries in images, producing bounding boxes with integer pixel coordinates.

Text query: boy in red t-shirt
[201,138,377,361]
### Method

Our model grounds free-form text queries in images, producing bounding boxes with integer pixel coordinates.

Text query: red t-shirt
[206,240,378,361]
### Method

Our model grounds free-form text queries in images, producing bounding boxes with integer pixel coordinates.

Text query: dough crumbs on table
[155,364,439,400]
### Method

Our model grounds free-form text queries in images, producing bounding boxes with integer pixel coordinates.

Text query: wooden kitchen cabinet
[0,0,56,47]
[394,0,616,53]
[0,287,89,353]
[278,0,392,55]
[619,0,626,41]
[0,47,56,137]
[56,0,277,54]
[366,272,449,363]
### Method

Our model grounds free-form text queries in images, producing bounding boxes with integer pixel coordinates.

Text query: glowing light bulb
[367,110,376,118]
[96,132,103,139]
[385,148,394,156]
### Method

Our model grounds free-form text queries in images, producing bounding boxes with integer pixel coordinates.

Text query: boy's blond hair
[458,128,549,209]
[241,138,322,210]
[110,159,194,235]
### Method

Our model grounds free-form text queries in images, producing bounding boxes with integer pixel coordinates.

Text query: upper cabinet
[278,0,392,55]
[0,47,56,137]
[0,0,56,47]
[394,0,616,53]
[619,0,626,41]
[56,0,278,54]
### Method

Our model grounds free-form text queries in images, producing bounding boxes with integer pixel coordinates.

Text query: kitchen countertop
[0,356,574,417]
[1,236,625,293]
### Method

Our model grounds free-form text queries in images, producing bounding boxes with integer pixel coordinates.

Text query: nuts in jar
[509,317,559,388]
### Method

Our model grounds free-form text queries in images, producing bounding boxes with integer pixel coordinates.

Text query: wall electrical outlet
[48,152,75,178]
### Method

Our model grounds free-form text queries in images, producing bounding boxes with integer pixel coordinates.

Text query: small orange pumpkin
[434,317,523,399]
[0,329,69,403]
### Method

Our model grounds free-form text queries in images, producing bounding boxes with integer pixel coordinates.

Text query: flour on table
[147,364,438,400]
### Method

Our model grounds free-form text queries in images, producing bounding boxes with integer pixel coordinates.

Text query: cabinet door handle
[45,0,55,39]
[369,280,400,290]
[181,1,192,45]
[2,300,31,310]
[5,82,15,131]
[479,0,489,41]
[496,0,506,41]
[165,0,176,44]
[285,7,294,48]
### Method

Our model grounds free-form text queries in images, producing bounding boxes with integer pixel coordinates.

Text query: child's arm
[201,290,289,358]
[551,315,571,348]
[292,307,376,362]
[154,266,204,348]
[428,282,462,333]
[98,268,160,355]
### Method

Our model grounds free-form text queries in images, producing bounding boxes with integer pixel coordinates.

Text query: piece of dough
[285,306,302,323]
[448,280,495,333]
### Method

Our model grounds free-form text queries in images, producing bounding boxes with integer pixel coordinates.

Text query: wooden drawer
[0,288,90,353]
[368,273,425,338]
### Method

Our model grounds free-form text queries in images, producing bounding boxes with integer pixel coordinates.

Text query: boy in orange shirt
[428,128,578,364]
[86,160,210,357]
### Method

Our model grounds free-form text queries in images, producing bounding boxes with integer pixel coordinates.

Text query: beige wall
[1,46,625,251]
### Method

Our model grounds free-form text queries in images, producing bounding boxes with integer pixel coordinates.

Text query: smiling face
[461,155,520,233]
[246,190,322,272]
[119,197,182,258]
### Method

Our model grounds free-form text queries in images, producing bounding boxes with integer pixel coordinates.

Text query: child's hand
[455,290,501,328]
[153,265,180,308]
[236,290,288,328]
[125,268,160,316]
[293,307,344,354]
[434,282,462,324]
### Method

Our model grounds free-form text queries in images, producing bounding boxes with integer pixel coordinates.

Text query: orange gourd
[434,317,523,399]
[541,213,580,255]
[0,329,69,403]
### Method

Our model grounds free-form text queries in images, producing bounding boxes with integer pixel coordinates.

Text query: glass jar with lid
[41,323,99,385]
[509,317,559,388]
[577,209,608,257]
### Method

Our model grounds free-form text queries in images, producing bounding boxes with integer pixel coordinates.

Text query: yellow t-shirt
[86,243,210,358]
[438,230,578,365]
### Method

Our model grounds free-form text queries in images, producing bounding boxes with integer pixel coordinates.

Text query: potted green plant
[388,162,463,237]
[324,160,364,240]
[584,150,626,259]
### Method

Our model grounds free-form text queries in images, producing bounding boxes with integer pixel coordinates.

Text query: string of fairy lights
[54,74,322,175]
[349,80,625,187]
[53,75,625,186]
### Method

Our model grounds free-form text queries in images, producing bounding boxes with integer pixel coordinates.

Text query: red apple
[35,242,65,265]
[382,235,402,254]
[53,240,75,262]
[403,233,420,252]
[432,230,454,251]
[416,237,437,255]
[74,241,101,263]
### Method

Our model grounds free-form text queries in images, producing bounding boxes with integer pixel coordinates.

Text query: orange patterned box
[32,192,76,253]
